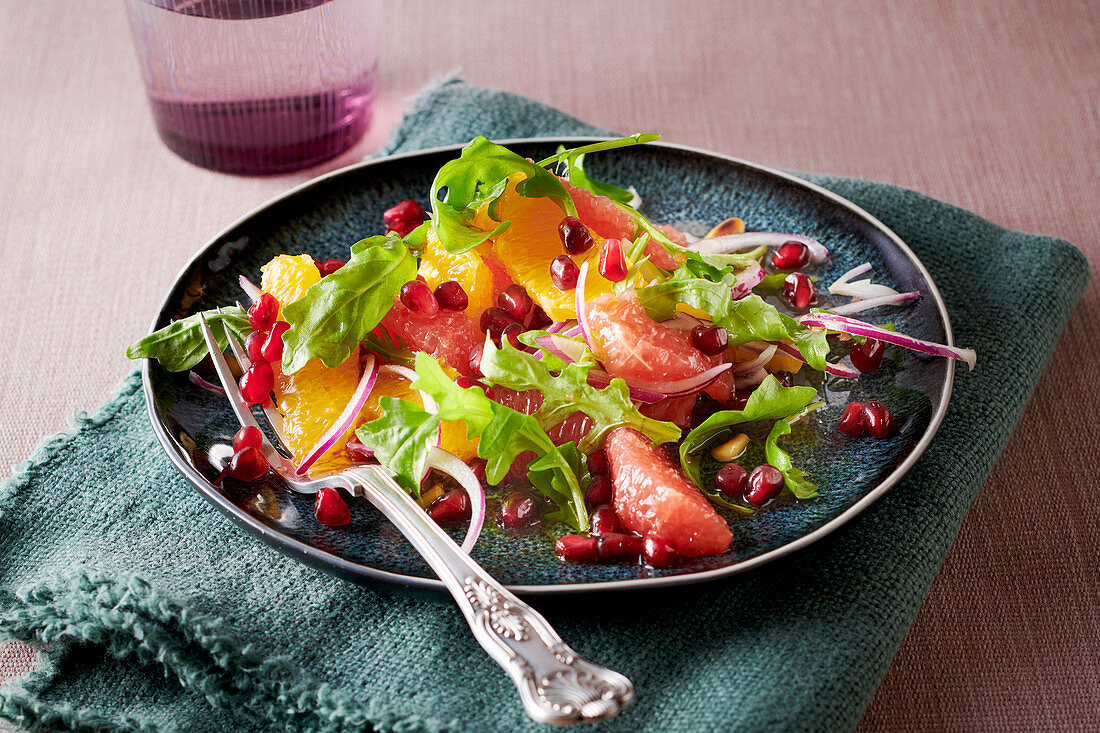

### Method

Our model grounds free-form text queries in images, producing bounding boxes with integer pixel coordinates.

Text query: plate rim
[142,137,956,595]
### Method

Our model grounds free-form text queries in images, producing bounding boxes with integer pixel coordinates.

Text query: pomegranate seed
[850,338,885,373]
[345,441,375,462]
[599,239,628,282]
[589,505,622,535]
[690,324,729,356]
[244,331,266,363]
[500,491,541,529]
[479,307,517,340]
[782,272,817,311]
[314,487,351,527]
[434,280,468,311]
[585,474,613,506]
[247,293,279,332]
[862,399,893,438]
[455,376,483,390]
[231,425,263,452]
[382,199,425,237]
[468,458,488,486]
[261,321,290,363]
[558,216,595,255]
[598,533,643,562]
[642,533,680,568]
[586,449,609,476]
[501,323,525,350]
[528,305,553,330]
[730,392,751,411]
[399,280,438,316]
[839,402,866,436]
[745,465,785,507]
[312,257,324,274]
[468,343,484,376]
[498,284,532,322]
[774,371,793,388]
[556,534,599,563]
[319,258,345,277]
[225,446,268,481]
[429,489,470,523]
[714,463,749,498]
[239,360,274,406]
[771,241,810,271]
[550,255,580,291]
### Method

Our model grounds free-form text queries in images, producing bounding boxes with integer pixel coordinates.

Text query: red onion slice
[825,291,921,316]
[425,446,486,554]
[733,344,778,375]
[799,313,977,370]
[379,363,440,447]
[189,371,226,396]
[828,262,873,291]
[531,334,588,364]
[736,367,770,389]
[740,340,860,378]
[585,370,666,403]
[612,362,733,398]
[660,311,706,333]
[689,232,828,264]
[238,275,263,304]
[296,355,380,475]
[730,261,766,299]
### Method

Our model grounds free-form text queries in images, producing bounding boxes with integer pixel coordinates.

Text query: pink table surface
[1,1,1098,730]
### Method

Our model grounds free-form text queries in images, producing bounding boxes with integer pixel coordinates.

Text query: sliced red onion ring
[736,367,769,389]
[345,439,376,461]
[730,260,765,299]
[825,291,921,316]
[545,321,571,334]
[189,371,226,396]
[612,362,733,399]
[238,275,263,304]
[661,311,706,333]
[575,261,594,348]
[739,340,860,378]
[296,355,379,475]
[828,262,873,291]
[799,313,977,370]
[532,333,588,364]
[585,370,666,404]
[425,446,485,554]
[733,344,778,374]
[689,232,828,263]
[379,363,440,447]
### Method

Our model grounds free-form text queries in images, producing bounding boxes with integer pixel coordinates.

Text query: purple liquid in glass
[127,0,381,174]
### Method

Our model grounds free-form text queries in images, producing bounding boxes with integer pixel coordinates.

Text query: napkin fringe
[1,569,457,733]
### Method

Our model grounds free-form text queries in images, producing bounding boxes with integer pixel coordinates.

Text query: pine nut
[711,433,749,462]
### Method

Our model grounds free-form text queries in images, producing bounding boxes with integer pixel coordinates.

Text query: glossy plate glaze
[142,139,955,596]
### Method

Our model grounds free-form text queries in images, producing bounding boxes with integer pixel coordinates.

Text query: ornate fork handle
[345,468,633,726]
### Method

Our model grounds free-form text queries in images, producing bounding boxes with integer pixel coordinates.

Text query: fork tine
[222,315,292,452]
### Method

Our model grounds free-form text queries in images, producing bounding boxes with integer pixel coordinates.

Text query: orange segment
[473,175,615,321]
[417,226,506,318]
[273,353,363,475]
[260,254,320,306]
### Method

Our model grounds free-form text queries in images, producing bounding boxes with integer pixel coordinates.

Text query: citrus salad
[129,135,975,568]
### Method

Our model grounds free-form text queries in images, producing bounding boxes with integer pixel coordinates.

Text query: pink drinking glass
[125,0,382,174]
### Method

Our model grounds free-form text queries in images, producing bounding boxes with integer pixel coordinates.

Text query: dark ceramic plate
[142,139,955,596]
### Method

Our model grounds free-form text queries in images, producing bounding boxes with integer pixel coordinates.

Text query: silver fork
[197,315,633,726]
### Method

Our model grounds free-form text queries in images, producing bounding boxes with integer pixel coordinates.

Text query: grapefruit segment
[605,427,732,556]
[381,300,483,377]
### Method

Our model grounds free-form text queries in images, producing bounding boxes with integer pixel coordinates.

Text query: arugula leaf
[678,375,818,489]
[478,339,681,453]
[764,418,818,500]
[536,135,659,204]
[354,397,439,496]
[280,233,416,374]
[430,137,576,253]
[635,269,830,370]
[410,352,589,531]
[126,306,251,372]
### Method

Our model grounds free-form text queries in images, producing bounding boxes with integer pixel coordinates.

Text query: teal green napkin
[0,76,1089,732]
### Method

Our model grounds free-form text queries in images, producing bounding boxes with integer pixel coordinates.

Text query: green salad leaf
[764,418,819,500]
[280,233,416,374]
[678,375,818,490]
[126,306,252,372]
[537,134,660,204]
[354,396,439,496]
[409,352,589,531]
[635,269,829,370]
[478,338,681,453]
[430,136,576,254]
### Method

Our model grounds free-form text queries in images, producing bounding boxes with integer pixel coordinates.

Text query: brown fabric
[0,1,1097,730]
